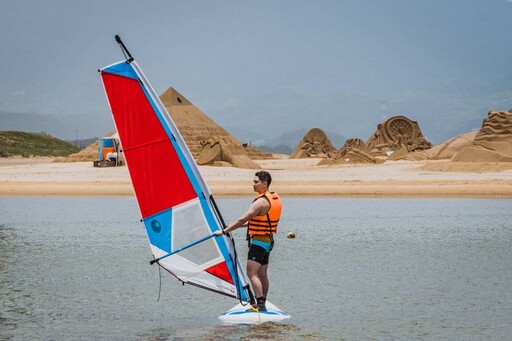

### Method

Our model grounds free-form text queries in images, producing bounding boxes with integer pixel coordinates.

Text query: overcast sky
[1,0,512,144]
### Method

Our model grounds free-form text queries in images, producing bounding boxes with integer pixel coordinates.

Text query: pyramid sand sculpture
[452,109,512,162]
[366,115,432,156]
[289,128,337,159]
[160,87,270,168]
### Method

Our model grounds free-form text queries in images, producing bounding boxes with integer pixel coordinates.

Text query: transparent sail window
[172,198,219,266]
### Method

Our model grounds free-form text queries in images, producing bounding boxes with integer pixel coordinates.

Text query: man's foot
[256,297,267,311]
[246,305,259,312]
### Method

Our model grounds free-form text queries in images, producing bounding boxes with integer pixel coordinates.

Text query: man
[213,170,282,311]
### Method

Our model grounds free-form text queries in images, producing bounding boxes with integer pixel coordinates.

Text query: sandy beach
[1,157,512,198]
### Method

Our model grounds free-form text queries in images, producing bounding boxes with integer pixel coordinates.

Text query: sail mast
[115,34,134,63]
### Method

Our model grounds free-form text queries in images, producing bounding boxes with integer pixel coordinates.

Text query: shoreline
[1,180,511,198]
[1,158,512,198]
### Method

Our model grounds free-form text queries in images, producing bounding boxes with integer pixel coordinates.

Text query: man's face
[252,176,266,193]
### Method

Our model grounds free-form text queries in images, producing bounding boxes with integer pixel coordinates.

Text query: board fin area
[218,301,290,324]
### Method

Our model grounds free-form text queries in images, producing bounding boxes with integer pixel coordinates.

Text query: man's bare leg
[258,264,269,298]
[247,259,263,298]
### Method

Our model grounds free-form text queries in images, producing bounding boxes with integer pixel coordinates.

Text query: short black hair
[255,170,272,187]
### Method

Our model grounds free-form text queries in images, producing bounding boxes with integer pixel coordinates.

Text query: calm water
[1,197,511,340]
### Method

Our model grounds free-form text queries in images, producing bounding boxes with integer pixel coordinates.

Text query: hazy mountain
[217,75,512,145]
[219,88,380,147]
[0,112,114,141]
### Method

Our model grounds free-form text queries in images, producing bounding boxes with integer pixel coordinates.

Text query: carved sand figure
[330,138,383,164]
[197,137,260,169]
[366,116,432,156]
[452,110,512,162]
[290,128,336,159]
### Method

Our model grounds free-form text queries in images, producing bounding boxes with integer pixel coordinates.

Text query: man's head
[253,171,272,194]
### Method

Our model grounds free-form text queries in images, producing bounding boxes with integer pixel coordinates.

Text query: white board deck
[218,301,290,324]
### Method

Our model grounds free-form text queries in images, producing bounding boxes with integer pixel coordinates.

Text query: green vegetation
[0,131,80,157]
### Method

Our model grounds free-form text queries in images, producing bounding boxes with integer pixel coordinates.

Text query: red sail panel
[101,72,196,218]
[205,262,234,285]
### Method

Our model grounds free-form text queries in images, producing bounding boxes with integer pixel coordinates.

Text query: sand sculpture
[322,115,432,164]
[452,110,512,162]
[397,131,477,161]
[290,128,336,159]
[366,116,432,156]
[323,138,383,165]
[161,87,270,168]
[197,137,260,169]
[435,132,478,159]
[385,109,512,162]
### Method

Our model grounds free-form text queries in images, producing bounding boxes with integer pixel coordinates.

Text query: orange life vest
[247,192,282,236]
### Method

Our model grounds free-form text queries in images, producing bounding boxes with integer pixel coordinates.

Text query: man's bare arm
[214,198,270,235]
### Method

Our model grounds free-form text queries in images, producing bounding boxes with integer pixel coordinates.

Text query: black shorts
[248,244,270,265]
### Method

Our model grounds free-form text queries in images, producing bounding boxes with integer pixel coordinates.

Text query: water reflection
[136,323,307,341]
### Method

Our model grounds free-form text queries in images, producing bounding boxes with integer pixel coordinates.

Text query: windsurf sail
[99,35,252,303]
